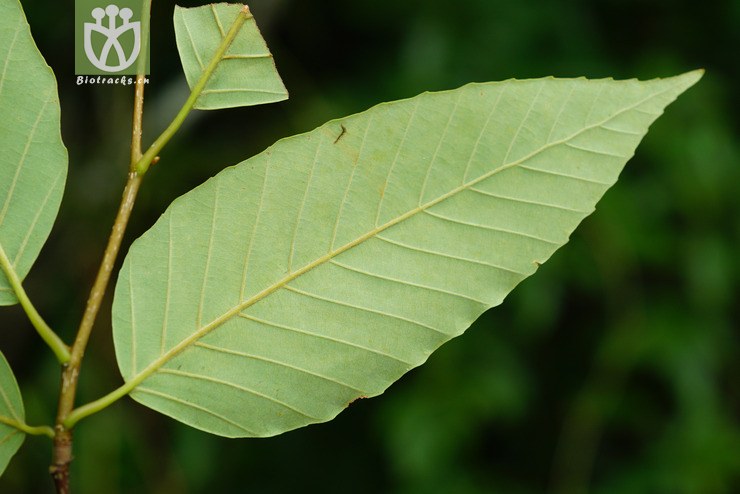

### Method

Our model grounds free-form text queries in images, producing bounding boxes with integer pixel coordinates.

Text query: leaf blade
[0,0,67,305]
[174,3,288,110]
[113,71,702,437]
[0,350,25,476]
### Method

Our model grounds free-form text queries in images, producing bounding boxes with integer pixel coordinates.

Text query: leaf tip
[685,67,704,81]
[669,68,704,92]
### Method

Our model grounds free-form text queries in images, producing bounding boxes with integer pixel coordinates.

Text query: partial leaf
[174,3,288,110]
[0,0,67,305]
[0,350,25,476]
[113,71,702,437]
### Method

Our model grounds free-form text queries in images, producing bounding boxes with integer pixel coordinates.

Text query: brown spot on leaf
[347,395,367,408]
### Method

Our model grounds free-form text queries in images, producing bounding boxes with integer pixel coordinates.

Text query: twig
[50,51,147,494]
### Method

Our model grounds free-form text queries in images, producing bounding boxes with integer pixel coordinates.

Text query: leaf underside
[0,350,25,476]
[113,71,702,437]
[0,0,67,305]
[174,3,288,110]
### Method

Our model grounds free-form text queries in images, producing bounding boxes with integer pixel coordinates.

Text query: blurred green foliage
[1,0,738,492]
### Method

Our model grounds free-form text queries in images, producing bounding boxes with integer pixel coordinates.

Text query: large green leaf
[112,71,701,437]
[0,350,25,476]
[174,3,288,110]
[0,0,67,305]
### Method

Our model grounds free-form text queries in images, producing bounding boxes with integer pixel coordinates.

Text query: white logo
[84,5,141,72]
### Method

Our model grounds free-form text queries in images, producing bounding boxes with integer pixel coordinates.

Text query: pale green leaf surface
[113,71,701,437]
[0,0,67,305]
[0,350,25,476]
[174,3,288,110]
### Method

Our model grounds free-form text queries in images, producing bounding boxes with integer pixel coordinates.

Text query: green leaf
[0,350,25,476]
[174,3,288,110]
[0,0,67,305]
[112,71,701,437]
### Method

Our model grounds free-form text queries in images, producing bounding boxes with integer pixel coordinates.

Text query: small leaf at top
[0,0,68,306]
[174,3,288,110]
[0,350,25,476]
[112,71,702,438]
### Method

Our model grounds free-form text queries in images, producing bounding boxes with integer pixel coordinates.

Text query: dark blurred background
[1,0,738,492]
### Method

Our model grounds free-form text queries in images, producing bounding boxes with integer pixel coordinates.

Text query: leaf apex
[665,68,704,90]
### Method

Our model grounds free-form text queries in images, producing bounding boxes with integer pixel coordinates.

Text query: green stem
[0,245,70,364]
[134,5,253,175]
[0,415,55,438]
[64,172,143,381]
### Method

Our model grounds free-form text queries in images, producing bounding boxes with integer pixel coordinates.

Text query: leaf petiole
[0,415,55,439]
[0,245,70,364]
[62,379,135,429]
